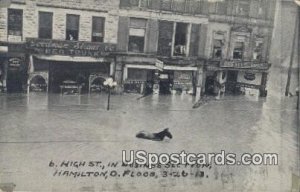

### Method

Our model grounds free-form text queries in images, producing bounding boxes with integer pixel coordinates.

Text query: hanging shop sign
[26,38,116,57]
[244,72,256,81]
[155,59,164,71]
[8,57,22,70]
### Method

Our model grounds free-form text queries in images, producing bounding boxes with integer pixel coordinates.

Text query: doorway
[159,71,173,94]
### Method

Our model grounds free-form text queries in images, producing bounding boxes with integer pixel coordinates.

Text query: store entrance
[226,70,239,94]
[7,70,23,93]
[159,71,174,94]
[49,61,110,93]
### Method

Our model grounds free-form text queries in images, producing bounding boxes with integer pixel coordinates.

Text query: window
[212,32,225,59]
[233,42,244,59]
[128,18,147,53]
[216,1,227,15]
[236,0,250,16]
[253,39,263,60]
[213,39,223,59]
[39,12,53,39]
[173,22,188,56]
[8,9,23,36]
[92,17,105,42]
[257,0,267,18]
[66,14,79,41]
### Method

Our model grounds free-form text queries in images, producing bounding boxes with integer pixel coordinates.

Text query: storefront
[0,43,27,93]
[26,38,116,94]
[121,56,199,95]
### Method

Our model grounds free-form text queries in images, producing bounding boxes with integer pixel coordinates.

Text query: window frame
[91,16,105,42]
[232,41,244,60]
[38,11,53,39]
[7,8,23,37]
[66,14,80,41]
[128,17,147,53]
[172,22,191,57]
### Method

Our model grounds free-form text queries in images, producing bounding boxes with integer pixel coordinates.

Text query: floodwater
[0,83,298,192]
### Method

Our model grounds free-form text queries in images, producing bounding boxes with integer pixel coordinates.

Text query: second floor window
[236,0,250,16]
[92,17,105,42]
[66,14,79,41]
[128,18,147,53]
[213,39,223,59]
[39,12,53,39]
[173,22,188,56]
[233,42,244,59]
[253,39,264,60]
[8,9,23,36]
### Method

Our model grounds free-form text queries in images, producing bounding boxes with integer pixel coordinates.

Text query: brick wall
[0,0,119,43]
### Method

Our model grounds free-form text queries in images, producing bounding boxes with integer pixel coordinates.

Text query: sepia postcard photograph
[0,0,299,191]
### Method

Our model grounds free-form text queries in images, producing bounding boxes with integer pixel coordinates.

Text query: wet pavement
[0,89,298,192]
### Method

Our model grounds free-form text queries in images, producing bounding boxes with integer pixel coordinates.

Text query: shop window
[173,22,188,56]
[236,0,250,16]
[253,40,263,60]
[66,14,79,41]
[8,9,23,36]
[38,12,53,39]
[128,18,147,53]
[92,17,105,42]
[233,42,244,59]
[213,39,223,59]
[128,68,147,80]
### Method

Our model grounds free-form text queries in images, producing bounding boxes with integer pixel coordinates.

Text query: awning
[164,65,198,71]
[125,64,157,70]
[33,54,106,63]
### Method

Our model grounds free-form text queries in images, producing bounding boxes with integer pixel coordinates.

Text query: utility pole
[285,5,299,96]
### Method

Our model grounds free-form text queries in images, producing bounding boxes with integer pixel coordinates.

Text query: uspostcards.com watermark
[122,150,278,168]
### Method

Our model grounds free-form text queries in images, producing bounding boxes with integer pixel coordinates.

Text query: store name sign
[26,38,116,57]
[221,60,269,69]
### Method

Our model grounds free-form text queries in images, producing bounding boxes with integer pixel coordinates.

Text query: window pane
[66,14,79,30]
[237,0,250,16]
[129,28,145,36]
[92,17,105,42]
[39,12,53,39]
[8,9,23,36]
[66,14,79,40]
[129,18,147,28]
[128,36,144,53]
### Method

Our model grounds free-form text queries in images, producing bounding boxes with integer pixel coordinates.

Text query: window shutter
[117,16,129,52]
[145,19,158,54]
[189,24,200,57]
[157,20,174,57]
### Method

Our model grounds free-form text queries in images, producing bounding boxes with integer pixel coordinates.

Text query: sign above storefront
[221,60,270,69]
[26,38,116,58]
[155,59,164,71]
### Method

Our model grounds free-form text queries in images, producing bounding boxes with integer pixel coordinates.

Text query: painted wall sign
[26,38,116,57]
[244,72,256,81]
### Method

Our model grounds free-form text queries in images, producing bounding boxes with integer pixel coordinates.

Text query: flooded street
[0,85,298,192]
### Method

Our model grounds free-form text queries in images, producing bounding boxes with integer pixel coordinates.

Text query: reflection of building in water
[0,0,277,98]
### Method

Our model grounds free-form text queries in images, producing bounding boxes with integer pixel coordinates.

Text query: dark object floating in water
[136,128,173,141]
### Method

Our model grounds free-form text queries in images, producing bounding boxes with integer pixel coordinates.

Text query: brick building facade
[0,0,276,98]
[0,0,119,93]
